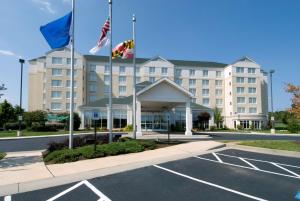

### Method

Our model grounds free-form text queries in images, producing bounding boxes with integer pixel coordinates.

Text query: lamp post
[18,59,25,137]
[269,69,275,134]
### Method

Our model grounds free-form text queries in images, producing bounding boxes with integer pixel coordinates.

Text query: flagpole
[108,0,113,143]
[132,14,137,139]
[69,0,75,149]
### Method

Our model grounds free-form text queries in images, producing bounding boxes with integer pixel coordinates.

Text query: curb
[195,132,300,136]
[0,141,223,196]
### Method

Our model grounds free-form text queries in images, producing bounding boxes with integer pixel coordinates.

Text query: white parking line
[153,165,268,201]
[46,180,111,201]
[215,153,300,169]
[239,157,260,170]
[4,196,11,201]
[194,156,300,179]
[212,152,223,163]
[270,162,300,178]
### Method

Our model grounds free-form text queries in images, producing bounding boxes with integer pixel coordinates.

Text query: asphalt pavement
[1,133,300,152]
[2,149,300,201]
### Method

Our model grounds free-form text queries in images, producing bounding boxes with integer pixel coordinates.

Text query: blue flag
[40,12,72,49]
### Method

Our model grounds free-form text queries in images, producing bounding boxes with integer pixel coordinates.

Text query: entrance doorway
[141,112,168,131]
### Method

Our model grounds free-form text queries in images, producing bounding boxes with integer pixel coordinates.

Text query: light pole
[18,59,25,137]
[269,69,275,134]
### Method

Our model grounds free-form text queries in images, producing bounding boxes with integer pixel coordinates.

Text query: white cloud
[32,0,56,14]
[0,49,23,59]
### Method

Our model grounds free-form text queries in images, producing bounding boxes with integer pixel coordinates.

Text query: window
[119,76,126,84]
[237,97,245,104]
[189,88,196,96]
[104,85,109,93]
[51,80,62,87]
[215,89,222,96]
[105,65,109,73]
[52,68,62,76]
[202,89,209,96]
[248,87,257,93]
[189,79,196,87]
[203,98,209,105]
[66,91,77,99]
[89,64,96,72]
[162,67,168,75]
[89,72,97,81]
[215,80,222,86]
[89,95,97,102]
[249,97,257,104]
[51,102,61,110]
[175,78,182,86]
[202,79,209,87]
[136,67,140,74]
[237,107,245,114]
[203,70,208,77]
[175,69,181,77]
[67,58,77,65]
[66,103,77,111]
[66,80,77,87]
[216,99,223,106]
[237,87,245,94]
[89,83,97,92]
[149,67,155,74]
[236,77,244,83]
[119,66,126,74]
[216,71,222,77]
[249,107,257,114]
[136,76,141,83]
[236,67,244,73]
[248,68,256,74]
[119,86,126,94]
[189,69,195,76]
[149,77,155,83]
[52,57,62,64]
[51,91,62,99]
[104,75,110,84]
[67,69,77,76]
[240,120,250,129]
[248,78,256,84]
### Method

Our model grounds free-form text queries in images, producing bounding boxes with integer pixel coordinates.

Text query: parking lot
[2,149,300,201]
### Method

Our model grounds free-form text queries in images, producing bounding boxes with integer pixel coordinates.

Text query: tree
[286,84,300,119]
[214,108,224,128]
[24,110,47,127]
[58,112,81,131]
[0,100,16,129]
[0,84,7,99]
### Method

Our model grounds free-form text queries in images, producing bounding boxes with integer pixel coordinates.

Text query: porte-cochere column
[185,100,193,135]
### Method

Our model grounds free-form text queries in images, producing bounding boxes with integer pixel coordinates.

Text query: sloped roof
[83,55,227,68]
[80,96,133,108]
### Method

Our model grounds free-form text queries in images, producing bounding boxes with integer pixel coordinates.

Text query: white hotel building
[28,48,268,135]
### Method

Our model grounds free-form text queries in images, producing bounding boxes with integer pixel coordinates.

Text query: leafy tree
[214,107,224,128]
[287,118,300,133]
[58,112,81,131]
[0,84,6,99]
[0,100,16,129]
[286,84,300,119]
[24,110,47,127]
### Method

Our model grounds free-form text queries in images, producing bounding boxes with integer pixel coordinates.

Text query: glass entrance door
[141,112,168,131]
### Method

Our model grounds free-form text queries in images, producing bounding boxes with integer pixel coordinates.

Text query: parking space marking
[212,152,223,163]
[270,162,300,178]
[46,180,111,201]
[238,157,260,170]
[194,156,300,179]
[153,165,268,201]
[4,196,11,201]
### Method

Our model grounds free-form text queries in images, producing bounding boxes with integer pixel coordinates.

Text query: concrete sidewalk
[0,140,223,196]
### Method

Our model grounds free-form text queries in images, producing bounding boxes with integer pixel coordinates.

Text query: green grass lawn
[0,130,93,138]
[239,140,300,152]
[0,152,6,160]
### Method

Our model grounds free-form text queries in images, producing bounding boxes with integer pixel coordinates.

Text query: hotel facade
[28,48,269,135]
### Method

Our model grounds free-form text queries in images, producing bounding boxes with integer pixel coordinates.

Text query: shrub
[0,152,6,160]
[118,137,133,142]
[122,124,133,132]
[287,119,300,133]
[5,122,26,130]
[138,140,156,150]
[31,122,57,132]
[237,124,243,130]
[210,126,217,131]
[24,110,47,128]
[58,112,81,131]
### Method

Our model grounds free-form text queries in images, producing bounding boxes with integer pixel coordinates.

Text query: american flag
[89,19,110,54]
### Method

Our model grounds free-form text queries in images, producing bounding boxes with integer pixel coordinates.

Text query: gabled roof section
[232,56,260,66]
[137,77,193,97]
[139,55,174,66]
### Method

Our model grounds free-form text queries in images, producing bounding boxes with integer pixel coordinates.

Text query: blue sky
[0,0,299,111]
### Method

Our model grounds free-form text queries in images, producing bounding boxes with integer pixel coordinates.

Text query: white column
[209,111,214,128]
[185,100,192,135]
[136,100,142,137]
[107,105,110,130]
[79,112,85,130]
[127,106,133,125]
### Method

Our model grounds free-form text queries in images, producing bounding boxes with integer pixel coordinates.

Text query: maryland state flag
[112,40,134,59]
